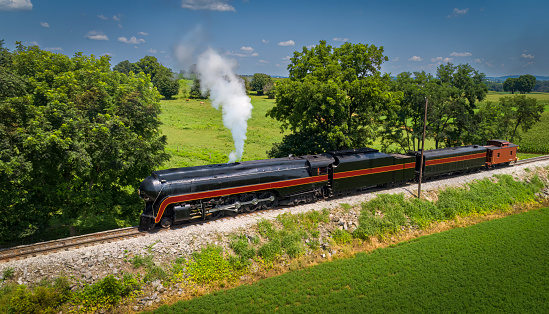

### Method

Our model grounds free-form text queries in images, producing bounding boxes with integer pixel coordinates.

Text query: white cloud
[333,37,349,42]
[148,48,157,53]
[453,8,469,15]
[448,8,469,17]
[392,57,399,62]
[85,31,109,41]
[138,32,149,36]
[521,53,534,59]
[278,40,295,47]
[430,57,453,65]
[28,41,39,46]
[112,14,121,22]
[98,14,108,20]
[241,46,254,52]
[282,56,291,61]
[44,47,62,51]
[118,36,145,44]
[40,22,49,28]
[225,50,258,57]
[259,60,270,64]
[181,0,235,12]
[435,57,453,62]
[474,58,482,63]
[450,52,472,57]
[262,39,269,44]
[0,0,32,11]
[409,56,423,62]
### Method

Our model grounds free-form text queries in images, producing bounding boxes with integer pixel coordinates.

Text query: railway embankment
[1,159,548,312]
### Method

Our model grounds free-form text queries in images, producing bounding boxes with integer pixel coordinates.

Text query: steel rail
[0,227,143,263]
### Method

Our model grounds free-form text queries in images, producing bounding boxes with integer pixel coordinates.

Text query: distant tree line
[485,74,549,93]
[0,41,168,243]
[113,56,180,99]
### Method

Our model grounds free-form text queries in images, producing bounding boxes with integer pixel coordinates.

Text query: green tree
[0,43,168,242]
[503,77,518,94]
[250,73,272,96]
[189,77,208,99]
[153,71,180,99]
[113,60,132,75]
[267,40,399,157]
[500,95,544,141]
[430,63,487,148]
[380,71,431,152]
[515,74,536,94]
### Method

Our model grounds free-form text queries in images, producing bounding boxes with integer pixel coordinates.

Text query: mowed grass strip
[152,207,549,313]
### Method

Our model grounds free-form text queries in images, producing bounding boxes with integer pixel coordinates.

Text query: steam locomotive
[138,140,518,231]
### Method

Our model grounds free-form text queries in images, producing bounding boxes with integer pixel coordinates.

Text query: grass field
[484,91,549,106]
[159,94,284,169]
[151,207,549,313]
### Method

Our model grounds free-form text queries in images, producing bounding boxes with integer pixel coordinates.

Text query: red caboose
[484,140,518,167]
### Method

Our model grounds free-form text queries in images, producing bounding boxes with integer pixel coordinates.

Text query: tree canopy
[250,73,272,96]
[267,40,400,157]
[0,43,168,242]
[503,75,537,94]
[380,63,487,151]
[113,56,179,99]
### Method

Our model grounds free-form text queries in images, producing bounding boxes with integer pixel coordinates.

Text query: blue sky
[1,0,547,77]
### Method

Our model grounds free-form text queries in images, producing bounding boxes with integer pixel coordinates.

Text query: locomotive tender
[138,140,518,231]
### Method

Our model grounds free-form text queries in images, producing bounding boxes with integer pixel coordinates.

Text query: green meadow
[151,207,549,313]
[159,94,284,169]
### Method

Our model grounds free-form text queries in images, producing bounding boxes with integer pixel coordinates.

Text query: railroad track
[0,227,144,263]
[2,154,548,263]
[516,154,549,165]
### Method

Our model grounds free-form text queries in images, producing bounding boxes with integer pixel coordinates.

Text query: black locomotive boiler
[138,140,518,231]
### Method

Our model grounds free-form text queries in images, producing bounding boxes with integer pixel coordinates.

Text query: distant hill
[486,75,549,82]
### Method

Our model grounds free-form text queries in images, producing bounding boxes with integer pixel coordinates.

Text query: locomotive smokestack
[196,48,253,163]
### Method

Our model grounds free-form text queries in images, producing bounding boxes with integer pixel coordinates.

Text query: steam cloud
[196,48,253,163]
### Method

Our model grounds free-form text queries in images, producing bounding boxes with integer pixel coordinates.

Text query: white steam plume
[196,48,252,163]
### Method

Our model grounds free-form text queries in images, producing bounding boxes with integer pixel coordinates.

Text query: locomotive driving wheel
[160,217,173,229]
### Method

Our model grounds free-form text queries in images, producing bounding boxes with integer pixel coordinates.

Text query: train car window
[497,153,500,158]
[319,167,328,175]
[510,151,513,155]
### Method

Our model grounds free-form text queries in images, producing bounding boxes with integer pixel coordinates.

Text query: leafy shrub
[185,245,239,284]
[256,219,276,239]
[6,277,71,314]
[258,239,283,262]
[2,267,14,281]
[331,229,352,244]
[354,194,408,239]
[229,234,256,264]
[281,232,305,258]
[72,274,141,312]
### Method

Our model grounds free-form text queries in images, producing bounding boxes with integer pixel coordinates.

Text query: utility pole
[418,97,428,199]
